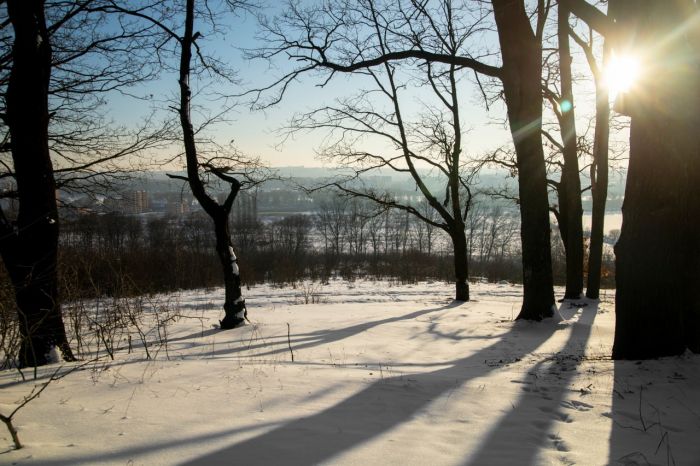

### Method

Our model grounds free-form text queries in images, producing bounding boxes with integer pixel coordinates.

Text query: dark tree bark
[557,4,585,300]
[609,0,700,358]
[0,0,75,367]
[176,0,246,329]
[584,41,610,300]
[451,224,470,302]
[492,0,555,320]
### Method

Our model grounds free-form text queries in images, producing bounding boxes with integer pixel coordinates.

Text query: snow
[229,246,240,275]
[1,280,699,465]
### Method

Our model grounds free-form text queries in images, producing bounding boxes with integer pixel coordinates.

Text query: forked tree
[102,0,262,329]
[173,0,249,328]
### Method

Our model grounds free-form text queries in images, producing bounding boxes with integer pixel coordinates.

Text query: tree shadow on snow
[177,300,466,361]
[177,302,587,465]
[17,299,598,465]
[23,301,464,387]
[463,301,597,465]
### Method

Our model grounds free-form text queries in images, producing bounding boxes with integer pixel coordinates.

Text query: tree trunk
[585,43,610,300]
[214,214,247,329]
[557,4,585,300]
[612,0,700,358]
[451,226,470,302]
[1,0,75,367]
[492,0,555,320]
[177,0,246,330]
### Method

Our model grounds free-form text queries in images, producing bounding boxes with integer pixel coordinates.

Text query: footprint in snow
[538,405,573,423]
[549,433,571,452]
[560,400,594,412]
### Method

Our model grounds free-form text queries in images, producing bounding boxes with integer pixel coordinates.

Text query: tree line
[47,195,546,296]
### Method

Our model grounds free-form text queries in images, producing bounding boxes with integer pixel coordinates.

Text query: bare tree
[413,198,438,254]
[172,0,252,328]
[344,199,370,256]
[102,0,267,328]
[271,1,480,300]
[549,3,585,299]
[465,196,485,264]
[314,194,345,257]
[272,214,312,257]
[0,1,171,196]
[253,0,555,316]
[0,0,173,367]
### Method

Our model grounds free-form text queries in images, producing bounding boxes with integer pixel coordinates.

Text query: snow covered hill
[1,280,698,465]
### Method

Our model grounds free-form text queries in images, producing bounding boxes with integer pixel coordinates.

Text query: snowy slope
[1,280,698,465]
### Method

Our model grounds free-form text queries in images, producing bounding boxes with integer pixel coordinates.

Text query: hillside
[1,281,698,465]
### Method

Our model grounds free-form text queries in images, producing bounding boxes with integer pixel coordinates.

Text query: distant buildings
[166,198,191,215]
[128,190,149,214]
[103,190,149,214]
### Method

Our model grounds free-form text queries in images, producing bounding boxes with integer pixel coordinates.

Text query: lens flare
[604,54,641,97]
[559,99,573,113]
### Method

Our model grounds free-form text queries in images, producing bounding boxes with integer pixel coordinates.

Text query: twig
[286,323,294,362]
[639,385,647,431]
[0,361,91,450]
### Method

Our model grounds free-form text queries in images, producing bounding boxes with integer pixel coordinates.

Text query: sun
[603,53,641,98]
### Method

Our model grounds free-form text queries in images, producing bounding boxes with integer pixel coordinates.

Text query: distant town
[0,166,626,222]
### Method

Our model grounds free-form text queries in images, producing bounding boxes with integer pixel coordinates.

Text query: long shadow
[464,301,597,465]
[179,310,564,465]
[1,420,289,465]
[3,301,569,465]
[0,301,464,384]
[177,301,464,360]
[164,327,221,344]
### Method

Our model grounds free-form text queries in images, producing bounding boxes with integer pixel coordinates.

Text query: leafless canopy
[254,1,516,232]
[0,1,177,201]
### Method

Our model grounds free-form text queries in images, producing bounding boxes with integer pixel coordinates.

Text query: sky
[106,5,508,168]
[103,1,625,171]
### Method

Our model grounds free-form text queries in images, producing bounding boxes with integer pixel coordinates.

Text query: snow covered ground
[1,280,699,465]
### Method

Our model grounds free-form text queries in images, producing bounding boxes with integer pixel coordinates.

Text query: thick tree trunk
[1,0,75,367]
[493,0,555,320]
[612,0,700,358]
[558,5,585,300]
[450,226,470,302]
[585,44,610,300]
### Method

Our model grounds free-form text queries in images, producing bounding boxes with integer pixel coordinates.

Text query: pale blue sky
[99,2,514,169]
[104,1,622,170]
